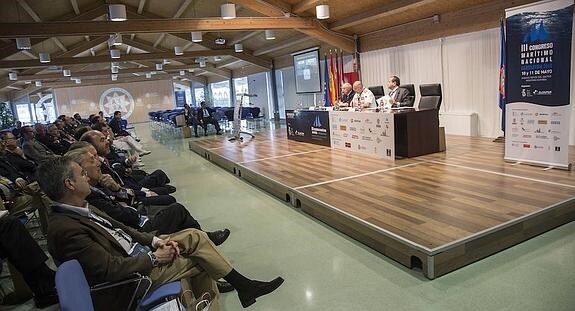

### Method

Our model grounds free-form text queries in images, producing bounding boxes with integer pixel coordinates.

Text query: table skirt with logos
[286,108,439,158]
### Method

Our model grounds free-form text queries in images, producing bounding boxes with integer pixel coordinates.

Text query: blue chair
[56,260,183,311]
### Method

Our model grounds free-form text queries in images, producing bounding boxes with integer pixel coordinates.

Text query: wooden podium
[393,108,440,158]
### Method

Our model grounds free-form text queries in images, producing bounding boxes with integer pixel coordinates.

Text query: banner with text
[504,0,573,168]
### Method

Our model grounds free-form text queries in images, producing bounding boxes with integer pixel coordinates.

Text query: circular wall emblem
[37,94,53,107]
[99,87,135,119]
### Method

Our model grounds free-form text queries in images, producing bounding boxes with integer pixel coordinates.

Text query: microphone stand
[229,93,256,142]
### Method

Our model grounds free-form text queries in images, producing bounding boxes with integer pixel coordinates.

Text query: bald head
[80,130,110,156]
[352,81,364,93]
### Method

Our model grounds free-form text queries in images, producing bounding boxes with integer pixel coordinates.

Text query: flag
[329,51,336,105]
[323,53,330,106]
[499,18,507,132]
[335,50,340,101]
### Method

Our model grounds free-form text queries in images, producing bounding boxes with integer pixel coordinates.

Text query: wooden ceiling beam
[329,0,434,31]
[122,38,166,53]
[0,50,236,69]
[173,0,194,18]
[292,0,319,14]
[228,31,261,45]
[18,65,206,81]
[216,58,243,68]
[70,0,80,15]
[43,74,173,89]
[253,34,309,56]
[231,0,354,52]
[16,0,42,22]
[0,18,314,38]
[137,0,147,14]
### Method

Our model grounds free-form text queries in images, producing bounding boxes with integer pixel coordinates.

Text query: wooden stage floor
[189,129,575,279]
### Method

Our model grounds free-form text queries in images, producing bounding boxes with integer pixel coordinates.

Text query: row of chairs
[368,83,443,110]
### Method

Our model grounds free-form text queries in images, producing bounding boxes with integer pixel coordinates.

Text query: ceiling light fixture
[214,56,222,61]
[108,4,127,21]
[174,46,184,56]
[63,69,71,77]
[35,81,42,87]
[75,79,81,84]
[191,31,203,42]
[221,3,236,19]
[316,5,330,19]
[265,30,276,40]
[199,60,206,68]
[234,43,243,53]
[111,67,119,74]
[8,72,17,81]
[156,63,163,70]
[146,73,152,78]
[16,38,31,50]
[39,52,51,63]
[180,70,185,76]
[110,49,121,59]
[111,74,118,81]
[111,62,119,68]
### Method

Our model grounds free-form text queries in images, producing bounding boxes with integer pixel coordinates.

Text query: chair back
[368,86,385,98]
[418,83,442,110]
[399,84,415,107]
[56,260,95,311]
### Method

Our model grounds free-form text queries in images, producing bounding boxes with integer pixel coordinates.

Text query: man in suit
[0,213,58,308]
[21,126,56,164]
[387,76,411,107]
[336,83,356,107]
[65,147,230,244]
[108,111,132,137]
[0,132,36,181]
[38,157,284,310]
[197,101,222,136]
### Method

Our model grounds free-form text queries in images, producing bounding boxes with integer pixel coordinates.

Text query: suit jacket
[391,87,412,107]
[86,188,142,229]
[108,118,123,135]
[341,91,356,104]
[0,157,25,182]
[48,204,154,283]
[197,107,215,120]
[3,152,36,181]
[22,139,55,164]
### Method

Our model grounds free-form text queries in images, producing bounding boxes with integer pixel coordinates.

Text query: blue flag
[499,18,507,132]
[323,54,330,106]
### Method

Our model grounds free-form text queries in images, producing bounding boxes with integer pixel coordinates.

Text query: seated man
[351,81,376,109]
[38,157,284,310]
[0,132,36,181]
[65,147,229,245]
[0,211,58,308]
[80,131,175,199]
[108,110,132,137]
[386,75,411,107]
[21,126,56,164]
[197,101,222,136]
[336,83,355,107]
[44,124,72,155]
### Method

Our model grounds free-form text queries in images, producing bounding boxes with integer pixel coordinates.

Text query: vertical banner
[175,91,186,107]
[504,0,573,169]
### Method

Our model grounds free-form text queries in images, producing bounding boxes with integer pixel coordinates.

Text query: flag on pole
[335,50,340,101]
[329,51,336,105]
[499,18,507,132]
[323,53,330,106]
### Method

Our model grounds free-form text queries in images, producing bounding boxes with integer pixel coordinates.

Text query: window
[210,81,230,107]
[15,104,33,124]
[193,88,205,107]
[234,77,248,101]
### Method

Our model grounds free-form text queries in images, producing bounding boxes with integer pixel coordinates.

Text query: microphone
[242,93,258,97]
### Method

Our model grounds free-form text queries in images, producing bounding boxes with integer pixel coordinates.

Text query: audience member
[0,213,58,308]
[38,157,284,310]
[21,126,56,164]
[197,101,222,136]
[0,132,36,181]
[11,121,22,139]
[108,111,131,137]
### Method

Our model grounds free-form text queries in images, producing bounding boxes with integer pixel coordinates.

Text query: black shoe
[34,292,59,309]
[204,133,208,136]
[217,280,235,293]
[207,229,230,246]
[164,185,177,194]
[238,277,284,308]
[194,134,199,137]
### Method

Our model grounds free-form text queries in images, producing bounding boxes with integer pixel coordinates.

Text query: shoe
[195,134,199,138]
[206,229,230,246]
[204,133,208,136]
[237,277,284,308]
[164,185,177,194]
[34,292,59,308]
[216,131,222,135]
[217,280,235,293]
[139,150,151,156]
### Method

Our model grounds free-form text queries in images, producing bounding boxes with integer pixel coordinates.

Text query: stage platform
[189,129,575,279]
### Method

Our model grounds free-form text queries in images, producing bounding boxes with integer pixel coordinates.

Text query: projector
[215,37,226,45]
